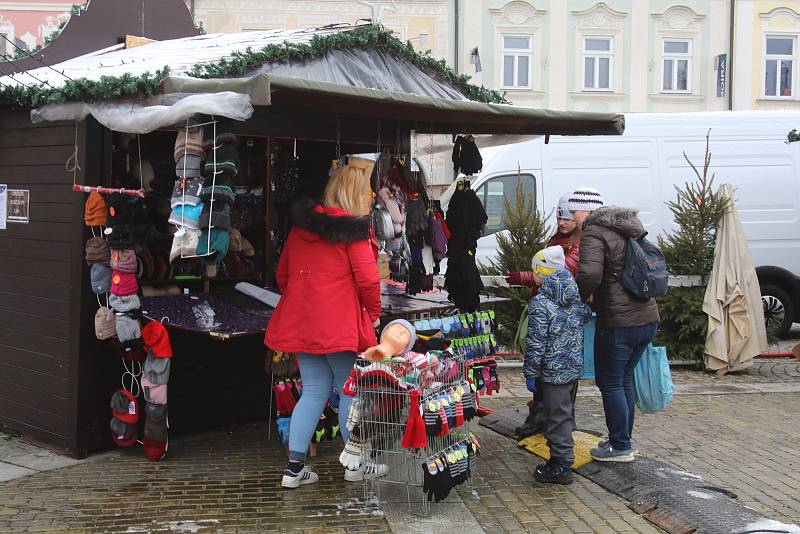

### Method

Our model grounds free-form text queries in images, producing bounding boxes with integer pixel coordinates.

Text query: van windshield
[475,173,536,234]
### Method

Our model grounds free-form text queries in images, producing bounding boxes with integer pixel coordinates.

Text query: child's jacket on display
[524,269,592,385]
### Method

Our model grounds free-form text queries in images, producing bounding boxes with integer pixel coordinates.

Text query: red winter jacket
[509,231,581,297]
[264,199,381,355]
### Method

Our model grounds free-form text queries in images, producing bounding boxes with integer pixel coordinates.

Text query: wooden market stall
[0,22,624,457]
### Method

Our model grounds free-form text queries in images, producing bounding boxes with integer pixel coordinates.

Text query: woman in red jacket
[265,162,381,488]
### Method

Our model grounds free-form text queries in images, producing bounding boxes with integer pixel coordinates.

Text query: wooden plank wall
[0,111,83,451]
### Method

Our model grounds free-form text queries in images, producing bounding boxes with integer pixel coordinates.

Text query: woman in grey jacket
[575,205,660,463]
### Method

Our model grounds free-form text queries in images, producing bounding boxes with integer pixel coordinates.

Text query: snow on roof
[0,24,363,89]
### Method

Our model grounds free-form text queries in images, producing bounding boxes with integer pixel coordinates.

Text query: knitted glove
[339,427,368,470]
[346,396,362,431]
[506,271,535,286]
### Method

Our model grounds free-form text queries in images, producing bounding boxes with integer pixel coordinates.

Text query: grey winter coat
[575,207,661,328]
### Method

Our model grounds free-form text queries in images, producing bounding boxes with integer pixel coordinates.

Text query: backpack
[620,236,668,299]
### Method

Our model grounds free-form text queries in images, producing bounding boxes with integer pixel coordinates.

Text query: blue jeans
[594,323,658,451]
[288,352,355,463]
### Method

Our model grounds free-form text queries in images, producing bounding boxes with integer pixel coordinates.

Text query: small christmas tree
[482,174,551,348]
[656,130,730,363]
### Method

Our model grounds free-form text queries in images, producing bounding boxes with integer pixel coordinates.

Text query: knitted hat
[175,154,203,179]
[85,237,111,266]
[111,271,138,297]
[142,375,168,404]
[200,185,236,206]
[110,418,137,447]
[142,436,167,462]
[122,345,147,362]
[107,193,134,227]
[168,202,204,229]
[107,226,136,251]
[174,127,205,161]
[566,187,604,212]
[532,245,566,277]
[197,229,230,262]
[90,264,112,294]
[109,294,141,314]
[115,314,141,343]
[199,203,231,230]
[170,176,204,208]
[169,228,201,263]
[144,416,169,442]
[556,193,574,220]
[145,401,168,422]
[143,353,171,385]
[110,389,139,424]
[142,321,173,358]
[95,307,116,340]
[383,319,417,355]
[110,249,137,274]
[202,133,238,177]
[84,191,107,227]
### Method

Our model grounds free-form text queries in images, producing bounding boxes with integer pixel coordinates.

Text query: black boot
[534,459,573,485]
[515,400,546,437]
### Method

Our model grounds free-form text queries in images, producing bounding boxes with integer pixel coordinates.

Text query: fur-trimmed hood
[584,206,646,239]
[290,198,371,244]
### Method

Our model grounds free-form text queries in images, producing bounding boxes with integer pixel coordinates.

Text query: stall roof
[5,23,625,136]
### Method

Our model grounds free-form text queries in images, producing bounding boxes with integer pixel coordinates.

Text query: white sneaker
[281,465,319,488]
[344,462,388,482]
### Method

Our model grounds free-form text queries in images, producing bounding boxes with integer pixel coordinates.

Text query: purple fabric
[431,217,448,263]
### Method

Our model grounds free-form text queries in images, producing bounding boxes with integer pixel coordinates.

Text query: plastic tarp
[249,48,468,101]
[30,91,254,134]
[703,184,768,374]
[162,74,626,136]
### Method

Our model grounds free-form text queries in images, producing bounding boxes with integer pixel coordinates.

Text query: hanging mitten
[272,382,288,415]
[462,390,477,421]
[323,405,340,440]
[339,426,368,470]
[401,390,428,449]
[424,408,442,436]
[454,399,465,428]
[276,417,291,446]
[342,369,359,397]
[489,364,500,393]
[482,367,492,395]
[346,396,362,431]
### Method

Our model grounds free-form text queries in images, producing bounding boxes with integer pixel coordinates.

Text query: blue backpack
[621,236,668,299]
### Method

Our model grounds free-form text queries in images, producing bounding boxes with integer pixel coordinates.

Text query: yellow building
[734,0,800,109]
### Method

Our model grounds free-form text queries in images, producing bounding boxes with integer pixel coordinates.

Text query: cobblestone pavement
[1,361,798,533]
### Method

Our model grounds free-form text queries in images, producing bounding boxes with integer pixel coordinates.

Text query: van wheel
[761,284,795,337]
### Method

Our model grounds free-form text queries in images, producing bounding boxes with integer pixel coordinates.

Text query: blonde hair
[323,163,372,217]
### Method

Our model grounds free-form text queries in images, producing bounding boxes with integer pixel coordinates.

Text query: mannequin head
[362,319,416,361]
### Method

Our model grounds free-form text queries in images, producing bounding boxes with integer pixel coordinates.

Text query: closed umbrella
[703,184,768,373]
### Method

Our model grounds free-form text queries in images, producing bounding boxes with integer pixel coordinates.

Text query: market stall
[0,22,623,457]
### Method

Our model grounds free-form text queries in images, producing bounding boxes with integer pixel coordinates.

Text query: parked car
[456,111,800,337]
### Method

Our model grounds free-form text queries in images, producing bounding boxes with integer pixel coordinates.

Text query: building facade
[0,1,73,54]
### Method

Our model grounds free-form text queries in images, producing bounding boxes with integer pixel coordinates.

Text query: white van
[465,111,800,337]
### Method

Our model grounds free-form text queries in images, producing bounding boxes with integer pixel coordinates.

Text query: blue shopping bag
[633,344,674,413]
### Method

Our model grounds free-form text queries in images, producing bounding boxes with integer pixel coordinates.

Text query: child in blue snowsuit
[524,245,592,484]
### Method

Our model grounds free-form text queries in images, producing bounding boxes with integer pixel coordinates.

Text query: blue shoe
[590,443,635,463]
[534,460,573,484]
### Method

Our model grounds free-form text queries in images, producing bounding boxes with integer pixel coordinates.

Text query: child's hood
[539,269,582,307]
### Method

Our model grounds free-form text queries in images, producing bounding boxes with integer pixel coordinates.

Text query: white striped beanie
[566,187,604,212]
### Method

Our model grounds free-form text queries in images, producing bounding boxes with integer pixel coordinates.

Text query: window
[500,35,532,89]
[662,40,692,92]
[765,37,794,97]
[582,38,612,91]
[475,174,536,235]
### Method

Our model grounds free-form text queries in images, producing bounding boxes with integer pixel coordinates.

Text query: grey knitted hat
[566,187,605,212]
[90,264,112,294]
[382,319,417,355]
[115,314,142,343]
[110,294,141,314]
[144,417,169,442]
[170,176,204,208]
[143,352,171,385]
[145,401,168,422]
[176,155,203,179]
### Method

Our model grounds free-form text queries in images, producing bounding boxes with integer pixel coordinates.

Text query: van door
[472,172,539,268]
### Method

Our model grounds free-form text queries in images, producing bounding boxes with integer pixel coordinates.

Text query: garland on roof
[187,25,508,105]
[0,25,507,108]
[0,69,169,108]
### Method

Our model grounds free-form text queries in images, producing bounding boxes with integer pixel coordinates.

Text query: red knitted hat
[111,271,138,297]
[110,389,139,424]
[142,321,173,358]
[142,436,167,462]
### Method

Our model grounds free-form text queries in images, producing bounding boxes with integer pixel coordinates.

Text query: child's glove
[276,417,291,446]
[525,377,537,394]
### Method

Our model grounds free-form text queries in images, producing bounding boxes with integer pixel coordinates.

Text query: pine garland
[0,24,507,108]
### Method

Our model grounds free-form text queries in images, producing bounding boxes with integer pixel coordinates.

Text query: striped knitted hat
[567,187,604,212]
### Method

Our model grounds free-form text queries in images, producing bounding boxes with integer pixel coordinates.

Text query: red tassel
[401,390,428,449]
